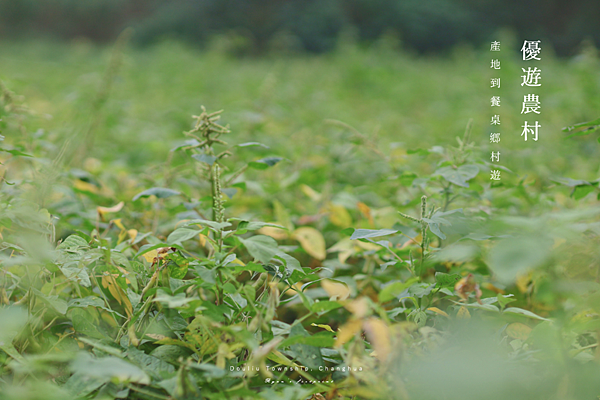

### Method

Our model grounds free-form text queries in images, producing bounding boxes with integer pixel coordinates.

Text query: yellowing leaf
[311,323,335,333]
[127,229,138,243]
[266,349,295,367]
[97,201,124,219]
[506,322,532,341]
[146,334,169,341]
[322,279,351,301]
[100,311,117,327]
[113,218,126,231]
[74,180,98,193]
[300,184,322,202]
[175,219,192,228]
[363,318,391,362]
[217,343,236,369]
[335,319,362,348]
[198,233,207,247]
[293,226,326,260]
[456,306,470,319]
[230,258,245,266]
[257,226,289,240]
[427,307,449,318]
[553,237,567,249]
[101,273,132,317]
[516,272,533,293]
[357,201,374,226]
[327,203,352,227]
[273,199,294,231]
[115,265,131,284]
[328,238,355,263]
[345,297,369,319]
[285,282,303,296]
[355,240,380,251]
[482,282,505,294]
[142,249,158,263]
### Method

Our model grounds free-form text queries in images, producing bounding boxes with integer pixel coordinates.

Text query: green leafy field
[1,37,600,400]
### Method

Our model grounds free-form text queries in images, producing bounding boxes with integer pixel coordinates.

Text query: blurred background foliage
[0,0,599,56]
[2,1,600,399]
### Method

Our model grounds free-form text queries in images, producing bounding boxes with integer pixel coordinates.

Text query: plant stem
[420,195,427,274]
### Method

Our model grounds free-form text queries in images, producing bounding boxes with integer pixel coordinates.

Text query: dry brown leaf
[454,273,482,304]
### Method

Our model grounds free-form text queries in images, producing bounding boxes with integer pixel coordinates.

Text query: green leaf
[70,308,108,340]
[222,188,237,198]
[572,184,596,200]
[167,228,201,245]
[187,363,227,379]
[434,165,479,187]
[380,280,414,303]
[239,235,278,264]
[350,229,398,240]
[422,218,446,239]
[71,353,150,385]
[281,332,335,348]
[230,261,266,274]
[274,250,303,274]
[237,142,269,149]
[311,301,343,314]
[503,307,549,321]
[180,219,232,232]
[287,323,324,369]
[435,272,461,288]
[551,177,590,187]
[166,254,189,279]
[64,372,108,397]
[59,262,92,287]
[154,290,197,309]
[0,147,33,157]
[248,157,283,170]
[33,289,67,314]
[460,302,500,312]
[432,243,477,263]
[57,235,89,250]
[0,306,28,345]
[133,187,181,201]
[77,337,124,357]
[497,294,516,310]
[151,345,193,365]
[563,117,600,131]
[192,153,217,165]
[126,346,176,381]
[68,296,104,309]
[409,283,433,298]
[488,236,551,284]
[231,219,285,233]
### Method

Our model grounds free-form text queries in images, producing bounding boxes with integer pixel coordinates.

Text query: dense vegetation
[1,37,600,399]
[1,0,599,56]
